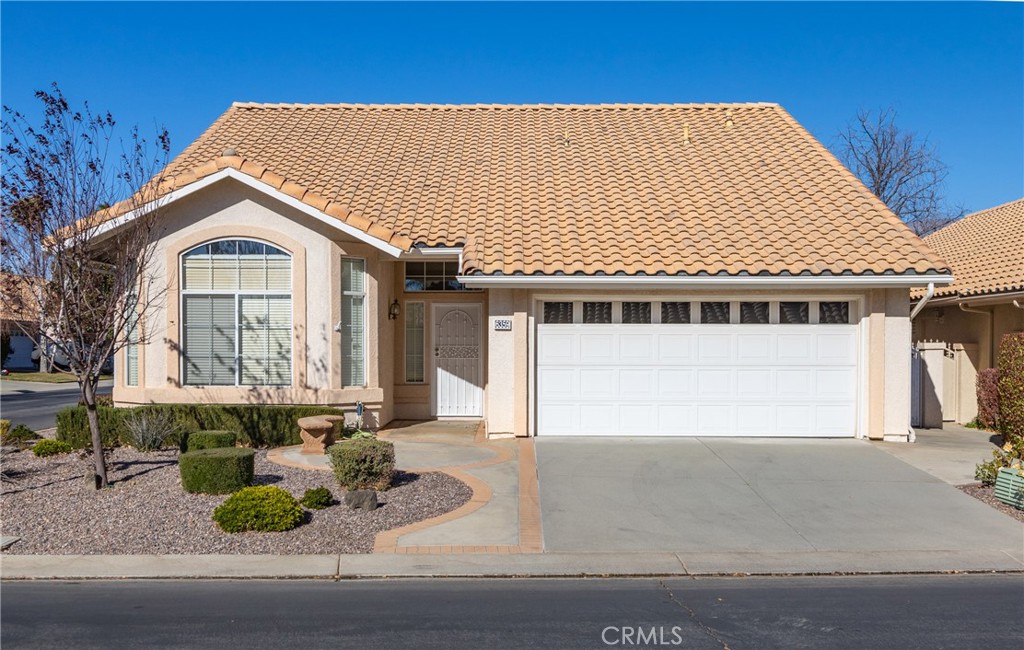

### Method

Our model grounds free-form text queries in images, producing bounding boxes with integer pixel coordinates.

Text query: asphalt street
[2,575,1022,649]
[0,384,110,431]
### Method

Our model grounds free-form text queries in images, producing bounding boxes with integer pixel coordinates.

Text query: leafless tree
[837,106,964,235]
[1,84,170,488]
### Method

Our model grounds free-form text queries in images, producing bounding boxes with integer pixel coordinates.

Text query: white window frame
[341,256,367,387]
[179,238,293,387]
[404,300,426,384]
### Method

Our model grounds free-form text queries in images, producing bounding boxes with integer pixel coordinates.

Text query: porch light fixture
[388,299,401,320]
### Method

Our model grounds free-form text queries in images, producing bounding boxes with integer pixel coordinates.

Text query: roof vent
[683,124,691,144]
[724,109,734,128]
[222,147,238,157]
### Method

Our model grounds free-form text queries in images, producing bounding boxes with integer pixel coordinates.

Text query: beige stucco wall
[914,301,1024,370]
[484,287,914,440]
[113,178,395,428]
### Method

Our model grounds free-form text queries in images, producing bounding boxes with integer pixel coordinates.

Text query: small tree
[836,106,964,236]
[1,84,169,488]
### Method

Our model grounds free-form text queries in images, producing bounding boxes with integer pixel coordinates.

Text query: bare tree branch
[836,106,963,236]
[1,83,170,488]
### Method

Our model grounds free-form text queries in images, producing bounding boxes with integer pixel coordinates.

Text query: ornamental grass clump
[179,448,254,494]
[212,486,305,533]
[300,486,334,510]
[328,438,395,491]
[123,408,180,452]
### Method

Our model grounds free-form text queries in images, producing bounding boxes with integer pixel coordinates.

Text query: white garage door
[537,300,858,437]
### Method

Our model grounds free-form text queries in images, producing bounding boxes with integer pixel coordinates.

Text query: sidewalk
[3,549,1021,579]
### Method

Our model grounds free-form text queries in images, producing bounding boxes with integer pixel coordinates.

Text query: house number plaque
[494,319,512,331]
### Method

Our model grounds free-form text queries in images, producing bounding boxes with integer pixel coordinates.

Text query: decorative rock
[344,490,378,511]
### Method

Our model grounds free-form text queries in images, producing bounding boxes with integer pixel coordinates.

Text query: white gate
[910,346,923,428]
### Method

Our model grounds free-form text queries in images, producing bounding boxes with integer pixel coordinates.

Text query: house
[912,198,1024,424]
[0,272,41,370]
[98,102,951,440]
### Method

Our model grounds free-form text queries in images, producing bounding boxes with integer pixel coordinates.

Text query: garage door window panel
[583,302,612,324]
[740,302,770,324]
[661,302,691,324]
[700,301,731,324]
[543,302,574,324]
[621,302,651,324]
[780,302,809,325]
[819,302,850,324]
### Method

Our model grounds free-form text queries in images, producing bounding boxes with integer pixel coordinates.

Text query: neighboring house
[912,198,1024,424]
[96,102,950,440]
[0,272,41,370]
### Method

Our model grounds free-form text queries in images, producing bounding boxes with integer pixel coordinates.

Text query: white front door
[433,304,483,417]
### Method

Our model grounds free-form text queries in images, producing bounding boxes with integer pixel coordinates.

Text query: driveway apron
[536,438,1024,557]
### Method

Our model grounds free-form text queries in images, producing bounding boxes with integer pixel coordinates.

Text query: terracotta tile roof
[158,102,947,277]
[919,198,1024,299]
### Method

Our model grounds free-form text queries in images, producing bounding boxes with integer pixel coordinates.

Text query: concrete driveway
[536,438,1024,558]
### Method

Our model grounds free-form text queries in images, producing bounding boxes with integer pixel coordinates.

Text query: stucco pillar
[882,288,912,439]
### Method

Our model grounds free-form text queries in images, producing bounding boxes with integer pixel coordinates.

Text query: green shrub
[185,430,237,452]
[2,423,40,445]
[977,367,1000,431]
[328,439,395,491]
[179,448,255,494]
[975,437,1024,486]
[212,486,305,533]
[300,486,334,510]
[997,333,1024,442]
[57,404,347,449]
[32,439,73,457]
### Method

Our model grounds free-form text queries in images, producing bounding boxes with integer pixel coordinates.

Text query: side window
[405,302,425,383]
[341,257,366,386]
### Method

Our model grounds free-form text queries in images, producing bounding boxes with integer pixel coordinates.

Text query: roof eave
[458,273,954,290]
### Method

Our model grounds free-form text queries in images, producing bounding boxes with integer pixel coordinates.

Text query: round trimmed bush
[212,486,305,533]
[185,430,237,452]
[32,439,73,457]
[328,438,395,491]
[179,447,254,494]
[300,486,334,510]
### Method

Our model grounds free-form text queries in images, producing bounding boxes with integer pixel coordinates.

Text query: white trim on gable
[94,168,406,258]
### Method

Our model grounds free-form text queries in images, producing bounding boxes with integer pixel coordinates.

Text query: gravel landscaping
[0,447,472,554]
[957,483,1024,524]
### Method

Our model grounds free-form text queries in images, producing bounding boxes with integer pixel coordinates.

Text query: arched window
[180,239,292,386]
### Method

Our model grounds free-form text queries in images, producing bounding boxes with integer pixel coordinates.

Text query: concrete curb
[3,550,1021,580]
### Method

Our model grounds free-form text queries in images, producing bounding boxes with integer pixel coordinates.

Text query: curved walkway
[267,420,541,554]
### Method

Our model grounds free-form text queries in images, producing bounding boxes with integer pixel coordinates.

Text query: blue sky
[2,1,1021,213]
